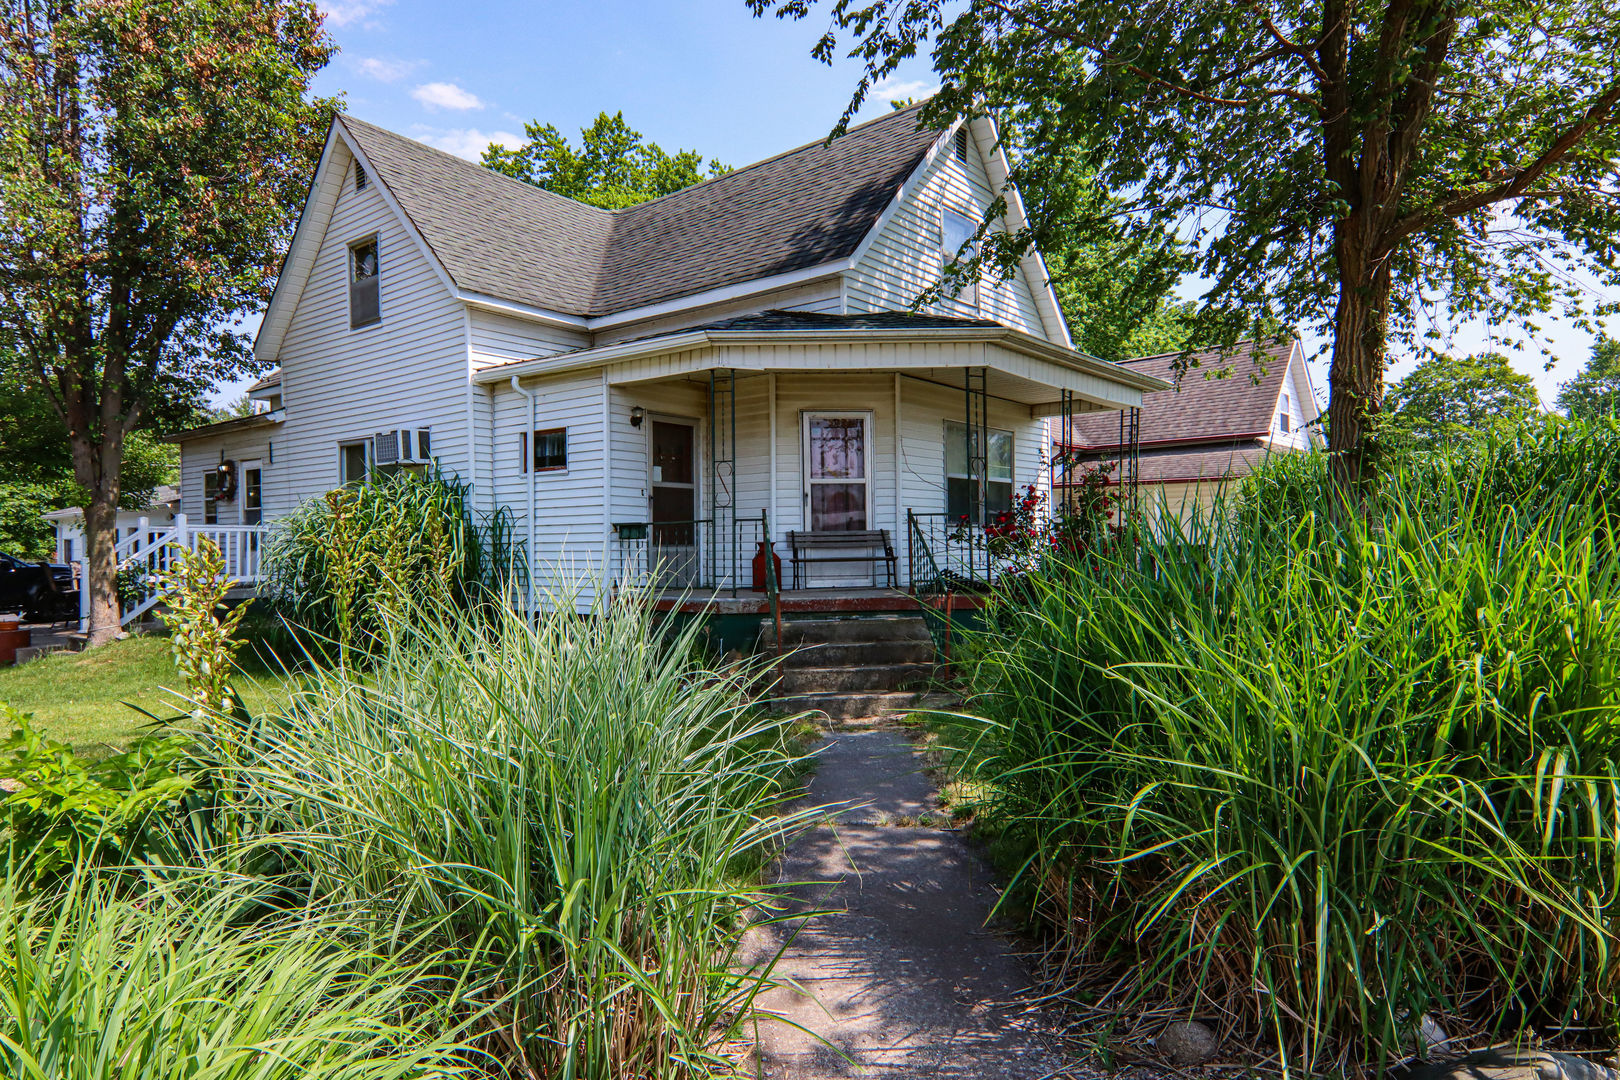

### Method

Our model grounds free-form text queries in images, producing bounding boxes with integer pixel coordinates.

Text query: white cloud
[354,56,424,83]
[318,0,391,28]
[412,126,523,161]
[411,81,484,112]
[870,76,938,106]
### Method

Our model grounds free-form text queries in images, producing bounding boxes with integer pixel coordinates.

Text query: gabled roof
[1064,338,1302,449]
[335,103,943,319]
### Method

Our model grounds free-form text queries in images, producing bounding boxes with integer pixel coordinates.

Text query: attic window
[941,207,979,308]
[1279,393,1292,433]
[349,237,380,329]
[954,127,969,165]
[354,161,368,191]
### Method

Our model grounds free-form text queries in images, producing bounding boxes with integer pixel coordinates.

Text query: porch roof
[474,311,1169,414]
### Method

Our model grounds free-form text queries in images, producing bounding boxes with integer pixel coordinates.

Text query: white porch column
[893,372,903,582]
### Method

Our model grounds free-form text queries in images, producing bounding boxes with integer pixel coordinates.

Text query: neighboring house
[1057,338,1322,524]
[44,484,181,573]
[166,103,1163,608]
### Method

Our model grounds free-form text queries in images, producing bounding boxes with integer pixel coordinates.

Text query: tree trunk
[81,491,121,646]
[1326,233,1394,500]
[70,419,126,647]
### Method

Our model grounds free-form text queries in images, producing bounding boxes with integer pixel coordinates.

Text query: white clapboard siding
[469,309,589,368]
[844,125,1047,337]
[275,142,470,509]
[177,425,286,525]
[492,369,609,609]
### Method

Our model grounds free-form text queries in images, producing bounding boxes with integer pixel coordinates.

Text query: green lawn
[0,634,298,755]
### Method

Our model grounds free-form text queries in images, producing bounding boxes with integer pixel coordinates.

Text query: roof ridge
[610,100,936,216]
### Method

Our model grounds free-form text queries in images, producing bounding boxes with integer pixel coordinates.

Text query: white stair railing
[78,514,270,630]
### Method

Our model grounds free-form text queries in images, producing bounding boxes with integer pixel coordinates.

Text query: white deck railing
[89,513,270,628]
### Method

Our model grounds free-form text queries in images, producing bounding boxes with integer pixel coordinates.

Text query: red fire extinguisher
[752,540,782,592]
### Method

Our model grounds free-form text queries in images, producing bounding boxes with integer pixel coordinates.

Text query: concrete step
[770,690,927,721]
[759,614,931,647]
[774,640,934,668]
[774,663,933,695]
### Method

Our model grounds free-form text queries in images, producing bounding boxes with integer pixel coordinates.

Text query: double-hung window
[944,421,1013,524]
[339,440,370,485]
[349,237,380,329]
[940,207,979,308]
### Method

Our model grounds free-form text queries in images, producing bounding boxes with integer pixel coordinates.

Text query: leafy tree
[1556,337,1620,421]
[1384,350,1541,446]
[750,0,1620,496]
[0,0,335,643]
[483,112,727,209]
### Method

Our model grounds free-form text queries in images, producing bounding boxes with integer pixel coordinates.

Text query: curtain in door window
[807,417,867,531]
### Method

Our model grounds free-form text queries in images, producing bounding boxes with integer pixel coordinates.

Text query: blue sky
[231,0,1614,410]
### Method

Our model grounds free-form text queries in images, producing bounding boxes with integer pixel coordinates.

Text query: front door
[238,459,263,579]
[648,418,699,586]
[803,413,871,532]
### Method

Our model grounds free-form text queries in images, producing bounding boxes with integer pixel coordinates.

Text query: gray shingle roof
[1064,338,1298,448]
[337,104,942,319]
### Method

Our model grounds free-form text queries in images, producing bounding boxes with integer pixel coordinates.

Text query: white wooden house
[167,104,1164,616]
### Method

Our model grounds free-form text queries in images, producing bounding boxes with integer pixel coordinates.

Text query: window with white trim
[941,207,979,308]
[1279,392,1292,434]
[339,440,370,485]
[521,427,568,473]
[202,470,220,525]
[944,421,1012,523]
[349,237,380,329]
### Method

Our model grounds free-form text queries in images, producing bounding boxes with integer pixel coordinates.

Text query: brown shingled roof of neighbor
[337,103,942,319]
[1065,338,1298,449]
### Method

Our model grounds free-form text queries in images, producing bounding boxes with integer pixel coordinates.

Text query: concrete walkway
[747,728,1077,1080]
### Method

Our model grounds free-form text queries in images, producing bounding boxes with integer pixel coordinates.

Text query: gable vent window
[354,161,368,191]
[954,127,969,165]
[349,237,380,329]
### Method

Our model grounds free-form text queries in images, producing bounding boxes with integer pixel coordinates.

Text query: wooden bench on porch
[786,530,899,589]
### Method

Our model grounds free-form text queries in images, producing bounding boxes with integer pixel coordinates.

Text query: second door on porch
[801,412,878,587]
[650,417,701,587]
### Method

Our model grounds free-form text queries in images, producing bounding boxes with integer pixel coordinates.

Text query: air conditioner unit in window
[373,428,432,466]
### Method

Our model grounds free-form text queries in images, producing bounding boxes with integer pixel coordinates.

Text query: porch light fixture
[630,406,645,428]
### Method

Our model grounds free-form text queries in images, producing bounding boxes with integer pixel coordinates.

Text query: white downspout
[511,375,538,616]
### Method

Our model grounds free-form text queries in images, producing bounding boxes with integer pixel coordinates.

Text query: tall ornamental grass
[0,873,473,1080]
[235,588,812,1080]
[260,468,522,652]
[958,430,1620,1075]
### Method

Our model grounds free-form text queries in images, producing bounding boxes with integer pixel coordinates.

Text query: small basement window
[349,237,380,329]
[522,428,568,472]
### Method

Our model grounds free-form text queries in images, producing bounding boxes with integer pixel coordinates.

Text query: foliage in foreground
[954,426,1620,1074]
[260,469,522,655]
[0,873,473,1080]
[235,590,810,1078]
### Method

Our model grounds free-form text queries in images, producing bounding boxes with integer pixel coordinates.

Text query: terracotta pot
[0,625,29,666]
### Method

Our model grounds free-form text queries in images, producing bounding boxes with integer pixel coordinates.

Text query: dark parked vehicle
[0,551,77,622]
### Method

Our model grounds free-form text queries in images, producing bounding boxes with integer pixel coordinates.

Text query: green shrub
[235,586,812,1079]
[0,709,195,887]
[957,432,1620,1074]
[0,871,473,1080]
[260,469,522,654]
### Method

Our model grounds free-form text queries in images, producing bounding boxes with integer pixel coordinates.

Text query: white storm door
[802,412,872,533]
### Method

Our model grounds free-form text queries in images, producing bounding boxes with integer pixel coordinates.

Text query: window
[349,237,380,329]
[522,427,568,473]
[1279,393,1292,433]
[941,207,979,308]
[339,440,370,485]
[203,470,220,525]
[944,421,1013,524]
[954,127,969,165]
[354,161,368,191]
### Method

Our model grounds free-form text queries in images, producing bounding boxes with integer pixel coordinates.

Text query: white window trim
[337,438,372,485]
